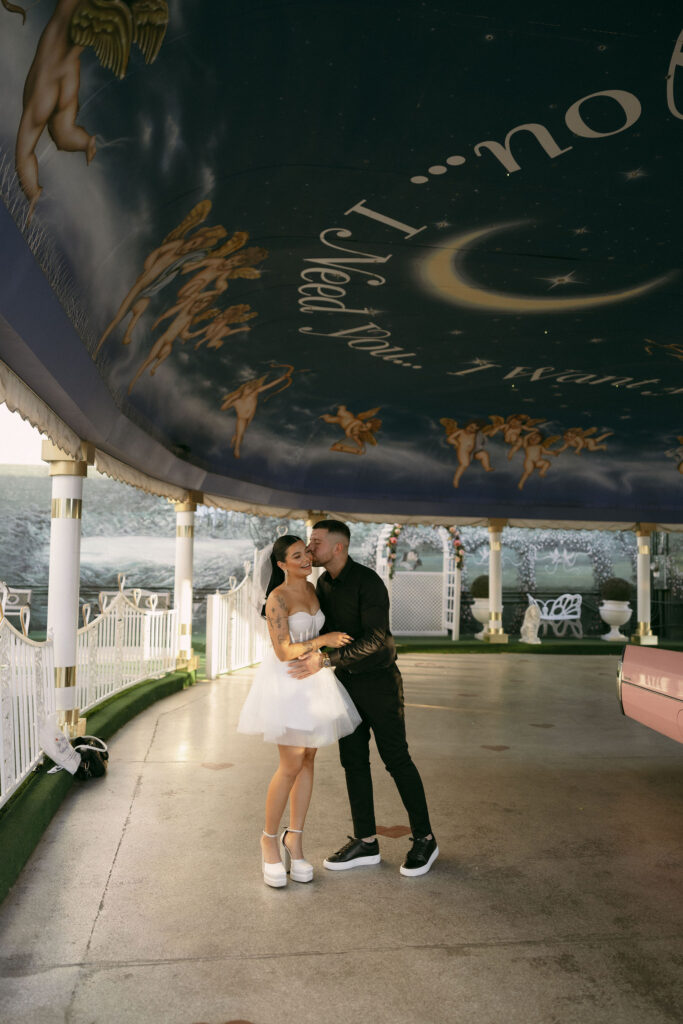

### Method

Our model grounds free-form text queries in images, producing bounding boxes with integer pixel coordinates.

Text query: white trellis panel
[390,572,447,635]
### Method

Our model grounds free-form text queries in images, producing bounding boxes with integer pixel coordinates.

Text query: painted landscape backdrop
[1,466,681,638]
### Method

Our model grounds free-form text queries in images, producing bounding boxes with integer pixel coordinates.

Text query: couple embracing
[237,520,438,886]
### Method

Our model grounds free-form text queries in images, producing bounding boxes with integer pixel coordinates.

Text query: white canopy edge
[0,360,82,460]
[93,449,188,502]
[3,361,682,531]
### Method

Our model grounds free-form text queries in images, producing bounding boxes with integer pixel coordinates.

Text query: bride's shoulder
[265,585,290,612]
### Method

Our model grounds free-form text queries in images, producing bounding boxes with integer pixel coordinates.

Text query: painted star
[540,271,581,290]
[571,227,589,235]
[588,337,605,344]
[435,220,452,229]
[623,168,647,180]
[449,329,464,335]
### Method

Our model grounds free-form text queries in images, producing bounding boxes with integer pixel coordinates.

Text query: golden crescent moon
[419,220,675,314]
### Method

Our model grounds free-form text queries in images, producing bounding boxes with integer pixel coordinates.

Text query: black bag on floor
[72,736,109,780]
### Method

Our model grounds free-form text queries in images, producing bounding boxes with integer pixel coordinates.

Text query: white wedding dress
[237,609,361,746]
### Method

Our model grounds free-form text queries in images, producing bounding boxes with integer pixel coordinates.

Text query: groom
[288,519,438,876]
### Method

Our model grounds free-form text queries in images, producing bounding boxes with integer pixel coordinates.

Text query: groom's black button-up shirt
[317,557,397,678]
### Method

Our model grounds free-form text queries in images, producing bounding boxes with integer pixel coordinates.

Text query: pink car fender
[618,645,683,744]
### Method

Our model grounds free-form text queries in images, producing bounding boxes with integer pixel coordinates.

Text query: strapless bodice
[288,608,324,642]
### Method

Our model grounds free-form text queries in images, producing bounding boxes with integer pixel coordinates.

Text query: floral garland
[449,526,464,570]
[386,524,402,579]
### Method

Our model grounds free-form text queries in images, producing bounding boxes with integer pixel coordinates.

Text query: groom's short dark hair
[313,519,350,543]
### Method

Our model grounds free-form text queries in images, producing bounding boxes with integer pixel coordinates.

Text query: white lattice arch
[375,526,458,636]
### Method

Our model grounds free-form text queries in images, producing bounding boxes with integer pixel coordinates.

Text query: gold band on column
[638,545,650,555]
[176,525,194,537]
[490,540,501,551]
[54,665,77,687]
[51,498,82,519]
[48,461,87,477]
[488,611,502,621]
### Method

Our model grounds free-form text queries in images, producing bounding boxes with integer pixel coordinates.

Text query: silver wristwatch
[321,652,332,668]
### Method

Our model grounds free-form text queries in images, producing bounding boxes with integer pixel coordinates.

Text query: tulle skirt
[237,648,361,747]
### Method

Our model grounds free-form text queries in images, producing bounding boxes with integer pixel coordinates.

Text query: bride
[237,534,360,887]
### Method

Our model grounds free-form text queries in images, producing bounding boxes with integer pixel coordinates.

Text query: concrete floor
[0,654,681,1024]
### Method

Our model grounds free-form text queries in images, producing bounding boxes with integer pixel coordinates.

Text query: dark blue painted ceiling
[1,1,682,520]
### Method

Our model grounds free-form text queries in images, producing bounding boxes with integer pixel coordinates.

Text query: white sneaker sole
[323,853,381,871]
[399,845,439,877]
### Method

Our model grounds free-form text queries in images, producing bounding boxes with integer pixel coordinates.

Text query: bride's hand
[323,631,353,648]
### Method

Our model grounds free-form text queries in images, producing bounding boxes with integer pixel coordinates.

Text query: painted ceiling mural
[0,1,682,521]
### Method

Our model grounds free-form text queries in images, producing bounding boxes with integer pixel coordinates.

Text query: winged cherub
[96,202,226,354]
[321,405,382,455]
[487,413,545,455]
[440,417,494,487]
[510,429,562,490]
[15,0,168,220]
[555,426,613,455]
[221,366,296,459]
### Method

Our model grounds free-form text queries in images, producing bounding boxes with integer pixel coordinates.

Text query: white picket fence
[0,591,178,810]
[76,592,178,714]
[206,562,269,678]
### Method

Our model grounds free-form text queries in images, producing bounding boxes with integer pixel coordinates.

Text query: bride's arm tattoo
[266,592,315,660]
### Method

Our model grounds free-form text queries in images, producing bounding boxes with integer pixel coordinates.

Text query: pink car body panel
[618,645,683,744]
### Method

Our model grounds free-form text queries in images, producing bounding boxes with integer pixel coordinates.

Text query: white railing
[0,614,54,809]
[0,588,177,809]
[76,592,178,713]
[206,561,269,678]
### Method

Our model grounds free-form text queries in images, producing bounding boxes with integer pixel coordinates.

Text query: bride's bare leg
[286,747,317,859]
[260,744,305,863]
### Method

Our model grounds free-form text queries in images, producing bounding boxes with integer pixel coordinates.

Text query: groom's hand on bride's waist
[288,651,324,678]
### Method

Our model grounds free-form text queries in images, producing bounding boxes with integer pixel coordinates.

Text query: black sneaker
[400,835,439,877]
[323,836,381,871]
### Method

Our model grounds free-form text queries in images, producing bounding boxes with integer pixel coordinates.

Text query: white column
[631,523,658,645]
[485,518,508,644]
[174,500,196,668]
[43,440,90,736]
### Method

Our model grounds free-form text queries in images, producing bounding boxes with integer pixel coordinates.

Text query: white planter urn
[471,598,490,640]
[599,600,632,641]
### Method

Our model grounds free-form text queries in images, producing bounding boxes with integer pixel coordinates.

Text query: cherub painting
[321,405,382,455]
[556,426,613,455]
[487,414,545,454]
[190,304,257,351]
[510,430,562,490]
[12,0,169,220]
[440,418,494,487]
[221,364,296,459]
[96,201,226,354]
[128,295,216,392]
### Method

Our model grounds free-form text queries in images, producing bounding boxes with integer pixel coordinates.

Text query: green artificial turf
[0,669,192,906]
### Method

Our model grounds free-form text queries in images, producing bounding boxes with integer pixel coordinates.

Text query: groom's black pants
[337,664,432,839]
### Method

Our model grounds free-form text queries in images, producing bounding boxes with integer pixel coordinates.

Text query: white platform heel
[280,827,314,883]
[262,830,287,888]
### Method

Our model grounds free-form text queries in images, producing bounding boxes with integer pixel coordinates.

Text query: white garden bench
[0,581,32,635]
[527,592,583,639]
